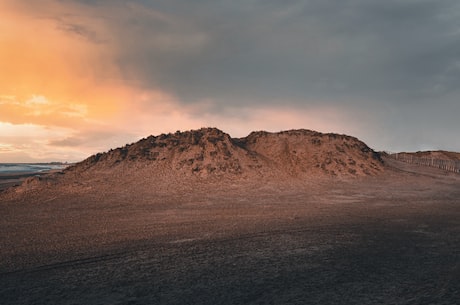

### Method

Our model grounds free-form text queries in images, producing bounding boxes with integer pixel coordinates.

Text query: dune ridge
[5,127,385,196]
[73,127,382,177]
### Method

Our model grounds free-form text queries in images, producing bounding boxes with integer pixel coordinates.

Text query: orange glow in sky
[0,1,124,122]
[0,1,376,162]
[0,1,141,161]
[0,1,342,162]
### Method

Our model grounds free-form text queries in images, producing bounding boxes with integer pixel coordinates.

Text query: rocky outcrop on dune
[70,127,382,178]
[241,129,382,176]
[74,128,261,177]
[8,128,384,194]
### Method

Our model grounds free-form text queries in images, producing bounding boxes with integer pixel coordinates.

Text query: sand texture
[1,128,459,304]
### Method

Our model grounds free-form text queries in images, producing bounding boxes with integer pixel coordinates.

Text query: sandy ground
[1,158,460,304]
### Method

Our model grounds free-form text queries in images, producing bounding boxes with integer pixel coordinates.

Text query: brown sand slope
[69,127,384,179]
[4,129,460,304]
[4,128,383,198]
[1,153,460,304]
[241,129,382,176]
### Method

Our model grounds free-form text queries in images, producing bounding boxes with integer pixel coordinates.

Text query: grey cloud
[56,20,104,43]
[68,0,460,105]
[97,0,460,107]
[57,0,460,151]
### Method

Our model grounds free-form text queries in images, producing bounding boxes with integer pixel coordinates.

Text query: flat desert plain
[1,158,460,304]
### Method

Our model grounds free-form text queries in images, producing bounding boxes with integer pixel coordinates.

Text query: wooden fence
[385,152,460,173]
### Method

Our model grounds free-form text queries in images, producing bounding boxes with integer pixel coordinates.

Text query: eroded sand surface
[1,158,460,304]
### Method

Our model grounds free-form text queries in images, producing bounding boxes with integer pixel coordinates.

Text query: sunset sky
[1,0,460,162]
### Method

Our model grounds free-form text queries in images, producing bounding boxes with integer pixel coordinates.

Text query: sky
[1,0,460,162]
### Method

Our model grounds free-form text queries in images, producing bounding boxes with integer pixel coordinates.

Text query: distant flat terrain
[0,172,37,191]
[0,163,68,191]
[1,158,460,304]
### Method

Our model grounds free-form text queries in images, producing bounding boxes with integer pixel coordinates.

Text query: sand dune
[1,128,460,304]
[4,128,383,198]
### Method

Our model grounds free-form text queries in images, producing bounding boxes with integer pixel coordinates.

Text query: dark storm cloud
[91,0,460,107]
[64,0,460,104]
[61,0,460,150]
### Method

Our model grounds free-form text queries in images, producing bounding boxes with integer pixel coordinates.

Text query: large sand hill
[3,128,383,198]
[1,128,460,304]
